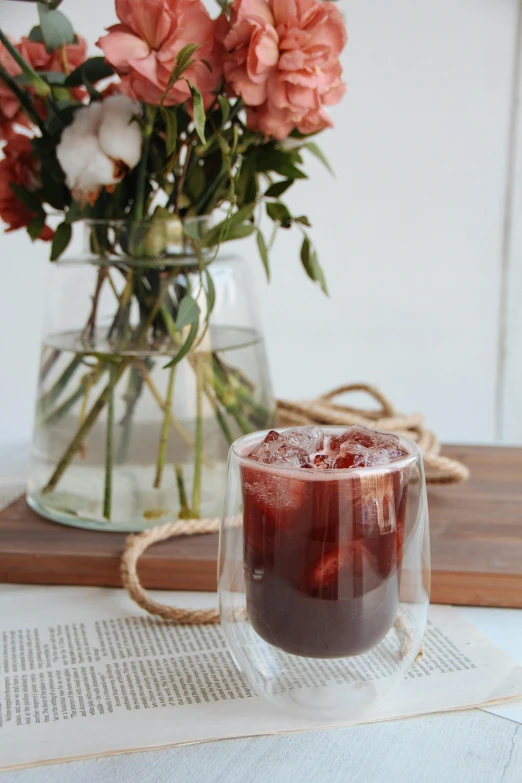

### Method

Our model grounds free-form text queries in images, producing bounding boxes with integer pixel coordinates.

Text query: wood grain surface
[0,445,521,607]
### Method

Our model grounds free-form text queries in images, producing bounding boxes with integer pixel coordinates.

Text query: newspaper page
[1,585,522,771]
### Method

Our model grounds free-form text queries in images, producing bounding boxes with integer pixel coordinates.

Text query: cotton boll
[64,101,103,137]
[56,96,142,203]
[98,95,142,169]
[60,135,117,196]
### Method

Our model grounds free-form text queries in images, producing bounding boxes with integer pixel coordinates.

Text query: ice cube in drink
[240,426,412,658]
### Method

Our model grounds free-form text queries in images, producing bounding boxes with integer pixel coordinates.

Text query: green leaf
[65,200,83,224]
[64,57,114,87]
[183,221,203,241]
[50,221,72,261]
[204,268,216,315]
[27,214,45,241]
[162,43,200,103]
[236,158,258,208]
[81,71,101,100]
[266,201,292,228]
[300,237,328,295]
[256,230,270,281]
[201,203,255,246]
[161,107,178,156]
[294,215,312,227]
[187,81,206,144]
[41,160,68,210]
[164,320,199,369]
[275,161,307,180]
[176,295,201,330]
[223,223,255,241]
[38,3,76,53]
[9,183,43,214]
[185,162,205,201]
[218,95,230,126]
[253,146,307,179]
[304,141,335,177]
[264,179,293,199]
[174,43,200,77]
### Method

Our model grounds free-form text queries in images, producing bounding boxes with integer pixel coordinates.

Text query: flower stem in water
[103,364,116,520]
[154,364,176,489]
[42,360,128,495]
[191,355,204,517]
[116,363,145,465]
[175,464,194,519]
[38,355,83,416]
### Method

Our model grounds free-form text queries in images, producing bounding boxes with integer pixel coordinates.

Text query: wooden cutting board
[0,445,521,607]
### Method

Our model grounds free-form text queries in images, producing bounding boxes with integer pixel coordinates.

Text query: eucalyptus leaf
[50,221,72,261]
[256,230,270,281]
[64,57,114,87]
[28,25,44,42]
[176,295,201,330]
[37,3,75,53]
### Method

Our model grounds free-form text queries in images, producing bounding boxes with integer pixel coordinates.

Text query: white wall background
[0,0,520,447]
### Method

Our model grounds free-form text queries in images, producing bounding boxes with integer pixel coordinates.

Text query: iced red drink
[240,426,413,658]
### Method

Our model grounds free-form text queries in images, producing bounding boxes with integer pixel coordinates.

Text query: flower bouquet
[0,0,347,530]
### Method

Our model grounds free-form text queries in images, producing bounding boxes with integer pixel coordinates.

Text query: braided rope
[121,520,220,624]
[121,383,469,622]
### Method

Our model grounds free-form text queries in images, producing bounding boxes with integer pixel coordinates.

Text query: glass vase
[218,428,430,720]
[27,218,276,531]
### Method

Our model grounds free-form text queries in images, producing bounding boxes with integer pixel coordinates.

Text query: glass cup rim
[232,426,421,477]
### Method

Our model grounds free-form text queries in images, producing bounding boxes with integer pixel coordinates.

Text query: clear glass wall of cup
[218,427,430,720]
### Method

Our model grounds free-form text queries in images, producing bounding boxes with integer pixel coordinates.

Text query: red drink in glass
[240,427,412,658]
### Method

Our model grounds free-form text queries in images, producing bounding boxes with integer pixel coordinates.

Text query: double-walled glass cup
[218,427,430,720]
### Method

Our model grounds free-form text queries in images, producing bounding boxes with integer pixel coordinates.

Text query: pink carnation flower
[97,0,223,108]
[223,0,347,139]
[0,134,53,240]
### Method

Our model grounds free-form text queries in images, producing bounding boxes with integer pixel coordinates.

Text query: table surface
[2,443,522,783]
